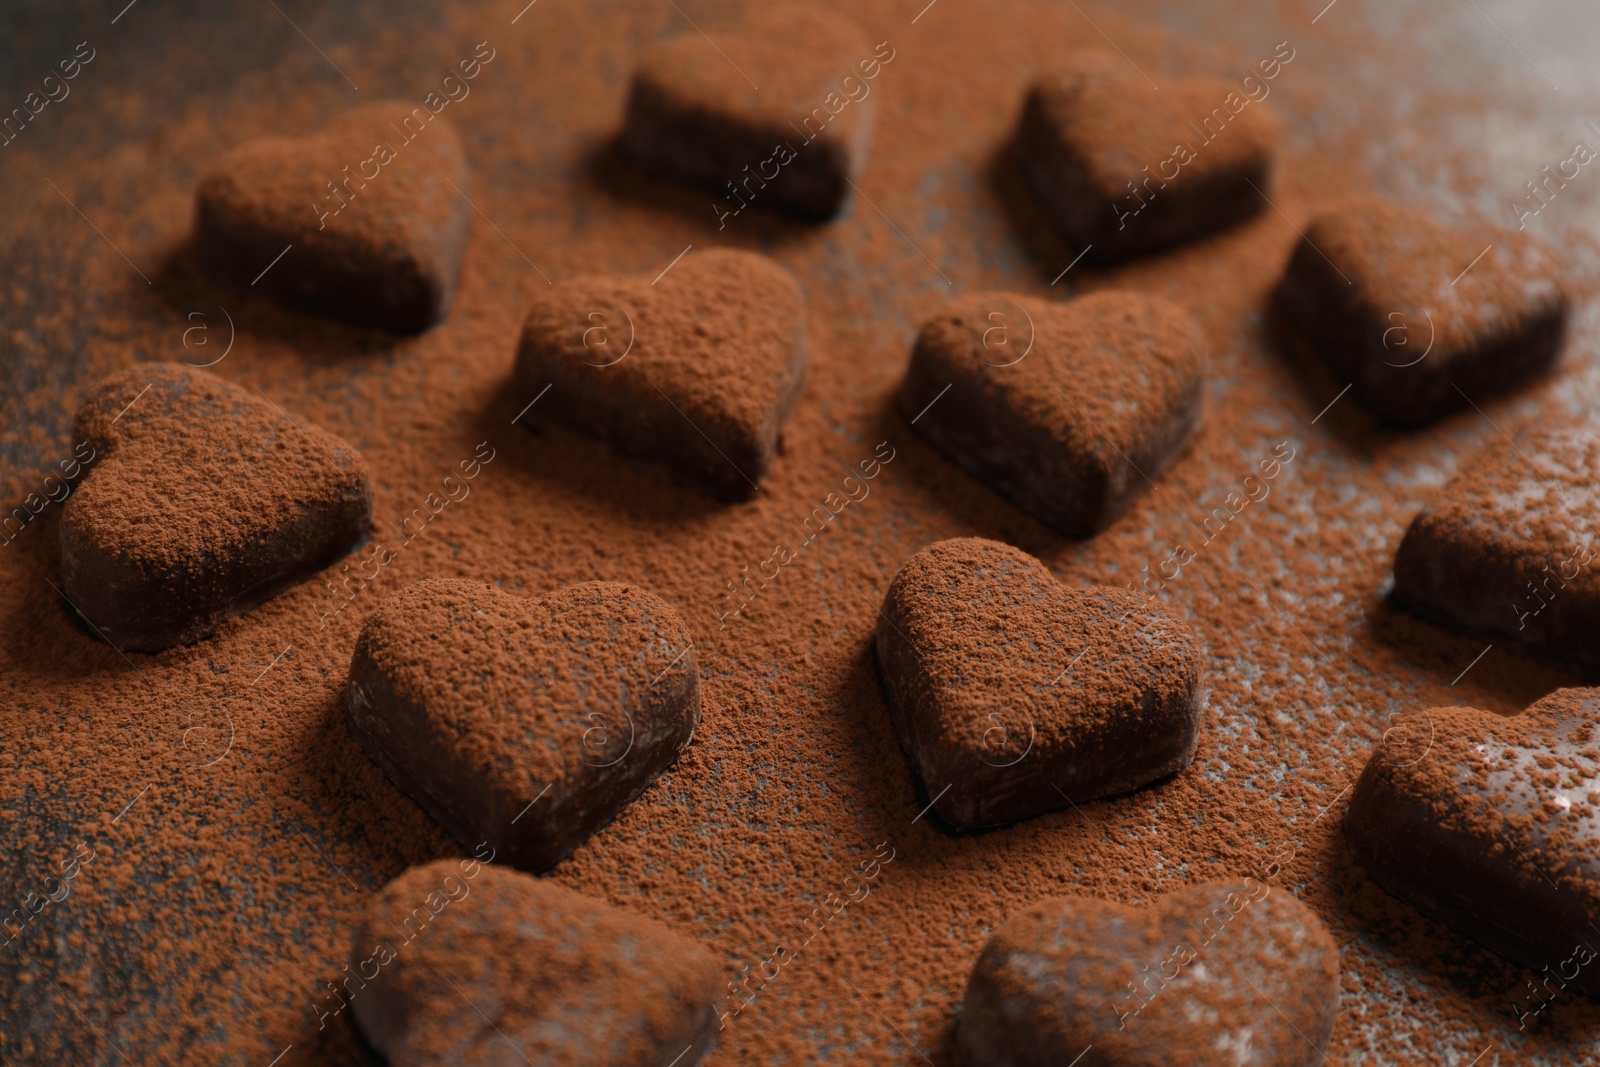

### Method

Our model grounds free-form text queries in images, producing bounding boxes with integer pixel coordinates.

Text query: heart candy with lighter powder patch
[345,577,700,873]
[874,537,1204,828]
[1392,419,1600,674]
[61,362,372,652]
[349,860,722,1067]
[512,248,807,501]
[1345,688,1600,998]
[898,288,1205,538]
[959,879,1340,1066]
[622,2,882,220]
[195,99,471,333]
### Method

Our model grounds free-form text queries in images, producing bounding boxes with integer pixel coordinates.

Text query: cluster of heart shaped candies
[53,2,1595,1063]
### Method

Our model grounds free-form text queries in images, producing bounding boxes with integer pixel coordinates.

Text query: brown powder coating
[347,577,699,874]
[196,100,471,333]
[513,247,808,501]
[1344,688,1600,995]
[959,878,1339,1066]
[1393,420,1600,674]
[897,289,1205,538]
[876,538,1202,827]
[9,0,1600,1063]
[1276,194,1569,426]
[622,3,876,219]
[1015,50,1282,261]
[350,859,721,1066]
[61,362,371,651]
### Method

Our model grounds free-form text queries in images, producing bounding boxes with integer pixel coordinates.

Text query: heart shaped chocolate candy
[1277,195,1567,425]
[875,537,1203,827]
[195,100,471,332]
[513,248,807,501]
[1345,688,1600,993]
[960,879,1339,1066]
[898,289,1204,538]
[623,3,878,220]
[1393,420,1600,674]
[346,577,700,873]
[1015,51,1282,260]
[350,860,721,1067]
[61,363,371,652]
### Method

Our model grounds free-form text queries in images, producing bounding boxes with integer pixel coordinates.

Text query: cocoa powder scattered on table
[1,0,1599,1064]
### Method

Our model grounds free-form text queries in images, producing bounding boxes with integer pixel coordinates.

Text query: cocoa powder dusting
[1020,48,1282,228]
[348,860,721,1065]
[2,1,1600,1065]
[1293,195,1568,369]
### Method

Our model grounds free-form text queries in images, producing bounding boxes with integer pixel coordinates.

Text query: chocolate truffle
[349,860,721,1066]
[960,879,1339,1066]
[60,363,371,652]
[875,538,1203,827]
[513,248,807,501]
[1015,51,1282,260]
[622,3,878,220]
[1392,420,1600,673]
[1276,195,1567,425]
[1345,689,1600,996]
[897,289,1205,538]
[346,577,700,873]
[195,100,471,333]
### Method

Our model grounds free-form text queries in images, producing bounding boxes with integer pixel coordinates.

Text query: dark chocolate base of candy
[345,651,702,874]
[512,337,806,504]
[193,200,463,334]
[1345,731,1600,997]
[619,84,866,221]
[62,510,368,654]
[894,352,1199,539]
[1275,244,1567,427]
[1012,113,1270,263]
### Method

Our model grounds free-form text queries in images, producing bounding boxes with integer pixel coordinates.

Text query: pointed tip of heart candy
[60,362,372,651]
[349,859,721,1066]
[899,289,1205,538]
[876,537,1204,828]
[346,576,700,873]
[512,247,808,501]
[958,879,1339,1066]
[1345,688,1600,993]
[195,99,472,333]
[1277,193,1568,426]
